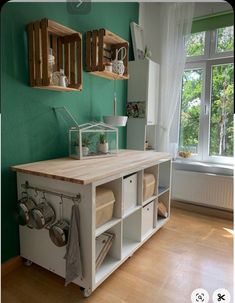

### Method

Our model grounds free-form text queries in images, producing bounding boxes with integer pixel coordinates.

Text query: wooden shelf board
[96,218,121,237]
[122,238,140,258]
[90,71,129,80]
[123,205,142,219]
[141,228,154,241]
[35,85,81,92]
[104,29,128,45]
[142,195,158,207]
[95,255,120,285]
[156,217,169,230]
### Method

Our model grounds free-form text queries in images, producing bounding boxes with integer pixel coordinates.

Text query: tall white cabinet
[127,59,159,150]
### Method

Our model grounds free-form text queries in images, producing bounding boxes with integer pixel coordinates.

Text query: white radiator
[172,169,233,210]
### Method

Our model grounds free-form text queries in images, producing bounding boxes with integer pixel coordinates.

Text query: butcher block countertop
[11,150,171,185]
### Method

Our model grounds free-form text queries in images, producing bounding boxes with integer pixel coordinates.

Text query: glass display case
[69,122,118,160]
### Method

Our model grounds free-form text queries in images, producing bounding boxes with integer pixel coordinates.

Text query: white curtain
[157,3,194,154]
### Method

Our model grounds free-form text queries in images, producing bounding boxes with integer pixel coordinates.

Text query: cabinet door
[128,60,148,102]
[146,61,159,125]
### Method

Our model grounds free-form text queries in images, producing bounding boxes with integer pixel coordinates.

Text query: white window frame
[179,26,234,165]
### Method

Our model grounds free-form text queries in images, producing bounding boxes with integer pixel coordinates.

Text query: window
[179,26,234,164]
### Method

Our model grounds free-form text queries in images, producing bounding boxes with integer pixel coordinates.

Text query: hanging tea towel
[64,204,83,285]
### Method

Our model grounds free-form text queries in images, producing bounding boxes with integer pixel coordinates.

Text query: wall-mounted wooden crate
[27,18,82,92]
[85,28,129,80]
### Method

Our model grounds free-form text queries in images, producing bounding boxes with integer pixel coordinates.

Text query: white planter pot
[82,146,89,156]
[97,143,109,154]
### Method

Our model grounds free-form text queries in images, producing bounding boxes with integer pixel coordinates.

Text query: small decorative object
[112,47,127,75]
[178,150,192,158]
[81,135,91,156]
[104,62,113,72]
[144,46,152,59]
[48,48,55,84]
[59,69,69,87]
[126,102,146,118]
[97,134,109,154]
[103,80,128,127]
[69,122,118,160]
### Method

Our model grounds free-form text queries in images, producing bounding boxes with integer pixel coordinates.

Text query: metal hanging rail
[21,181,81,203]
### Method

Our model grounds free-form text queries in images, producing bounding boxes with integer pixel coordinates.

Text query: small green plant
[99,133,107,144]
[82,135,91,147]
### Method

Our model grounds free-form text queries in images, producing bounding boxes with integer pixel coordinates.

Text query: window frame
[179,26,234,165]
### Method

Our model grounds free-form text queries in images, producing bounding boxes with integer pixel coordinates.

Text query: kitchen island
[12,149,172,297]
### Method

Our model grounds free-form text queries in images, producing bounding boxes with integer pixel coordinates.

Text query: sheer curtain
[157,3,194,154]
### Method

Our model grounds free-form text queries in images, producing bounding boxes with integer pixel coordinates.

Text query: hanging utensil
[17,191,37,227]
[49,196,70,247]
[30,192,56,229]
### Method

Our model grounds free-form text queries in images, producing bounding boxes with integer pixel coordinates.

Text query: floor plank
[2,208,233,303]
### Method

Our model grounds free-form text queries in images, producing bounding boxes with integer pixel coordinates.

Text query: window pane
[179,69,203,155]
[216,26,234,53]
[186,32,205,57]
[210,63,234,157]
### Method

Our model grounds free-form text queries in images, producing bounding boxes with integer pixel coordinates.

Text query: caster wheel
[24,259,33,267]
[83,288,92,298]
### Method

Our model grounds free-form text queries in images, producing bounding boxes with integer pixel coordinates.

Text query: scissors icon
[217,293,225,301]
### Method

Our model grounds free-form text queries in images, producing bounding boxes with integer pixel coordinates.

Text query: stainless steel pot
[31,202,56,229]
[17,195,37,227]
[49,220,70,247]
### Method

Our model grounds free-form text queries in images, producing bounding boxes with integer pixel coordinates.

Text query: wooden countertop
[11,150,171,185]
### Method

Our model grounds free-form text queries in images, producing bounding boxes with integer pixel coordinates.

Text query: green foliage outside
[186,32,205,56]
[179,70,202,153]
[217,26,234,52]
[210,64,234,156]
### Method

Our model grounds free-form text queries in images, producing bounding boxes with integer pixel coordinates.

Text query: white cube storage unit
[12,151,171,297]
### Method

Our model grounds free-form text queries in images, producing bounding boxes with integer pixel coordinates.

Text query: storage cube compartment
[143,165,158,204]
[158,160,171,195]
[122,209,142,258]
[157,190,170,227]
[143,173,156,201]
[95,222,122,285]
[123,173,138,215]
[96,187,115,228]
[141,201,154,238]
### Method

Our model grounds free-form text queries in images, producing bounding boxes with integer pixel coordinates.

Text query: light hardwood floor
[2,208,233,303]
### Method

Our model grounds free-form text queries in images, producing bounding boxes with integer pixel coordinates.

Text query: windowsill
[173,159,233,176]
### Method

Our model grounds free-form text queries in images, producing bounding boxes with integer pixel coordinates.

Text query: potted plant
[82,136,91,156]
[97,134,109,154]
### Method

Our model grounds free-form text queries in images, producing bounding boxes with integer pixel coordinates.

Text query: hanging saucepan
[17,192,37,227]
[30,192,56,229]
[49,196,70,247]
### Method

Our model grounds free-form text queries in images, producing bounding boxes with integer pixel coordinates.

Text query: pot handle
[115,46,127,61]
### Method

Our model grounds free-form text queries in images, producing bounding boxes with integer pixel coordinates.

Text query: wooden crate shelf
[27,18,82,91]
[85,28,129,80]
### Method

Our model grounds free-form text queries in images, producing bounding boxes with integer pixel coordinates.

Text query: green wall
[1,2,139,263]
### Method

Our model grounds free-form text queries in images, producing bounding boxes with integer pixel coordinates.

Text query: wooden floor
[2,208,233,303]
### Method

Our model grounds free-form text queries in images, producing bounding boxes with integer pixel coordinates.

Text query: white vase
[82,146,89,156]
[97,143,109,154]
